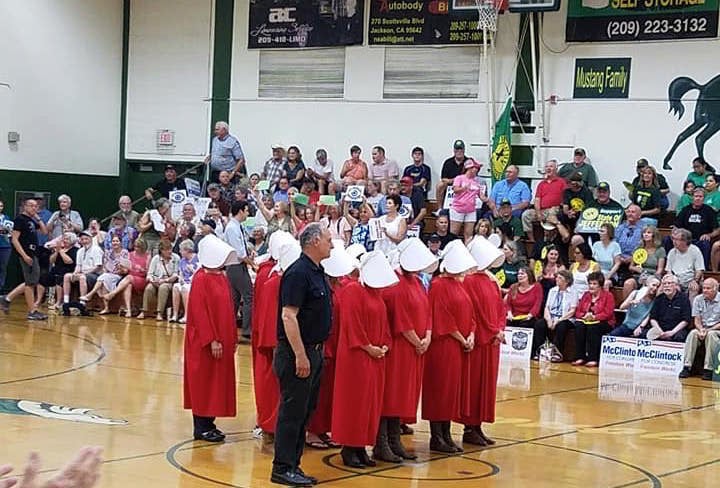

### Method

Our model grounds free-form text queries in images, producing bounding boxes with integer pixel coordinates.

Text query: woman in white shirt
[374,194,407,257]
[534,270,578,362]
[591,223,622,289]
[571,242,600,296]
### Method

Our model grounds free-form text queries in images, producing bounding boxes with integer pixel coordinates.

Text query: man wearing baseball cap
[560,171,593,231]
[145,164,187,201]
[262,143,287,191]
[436,140,469,209]
[399,176,426,229]
[558,147,598,190]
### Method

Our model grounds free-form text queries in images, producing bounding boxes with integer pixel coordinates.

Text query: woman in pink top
[450,159,483,242]
[104,239,151,317]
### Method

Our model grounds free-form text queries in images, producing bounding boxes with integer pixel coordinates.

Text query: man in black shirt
[674,187,719,267]
[272,223,333,487]
[144,165,187,201]
[642,274,690,342]
[435,140,469,209]
[0,199,48,320]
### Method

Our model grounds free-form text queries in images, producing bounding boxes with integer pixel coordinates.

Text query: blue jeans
[609,324,635,337]
[0,247,11,291]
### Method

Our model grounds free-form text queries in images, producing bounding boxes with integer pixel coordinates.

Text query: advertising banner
[573,58,631,99]
[249,0,364,49]
[566,0,719,42]
[369,0,487,45]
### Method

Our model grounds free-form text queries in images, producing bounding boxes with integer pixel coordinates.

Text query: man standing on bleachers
[558,147,598,191]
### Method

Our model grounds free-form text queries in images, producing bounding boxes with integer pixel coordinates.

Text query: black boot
[429,421,455,453]
[372,418,403,463]
[477,424,496,445]
[356,447,377,467]
[387,417,416,460]
[442,421,463,453]
[340,446,363,468]
[462,425,487,446]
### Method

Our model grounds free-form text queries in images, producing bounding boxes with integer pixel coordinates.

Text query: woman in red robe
[252,239,301,444]
[376,238,437,462]
[306,244,359,449]
[422,240,477,453]
[332,251,397,467]
[184,235,239,442]
[460,236,507,445]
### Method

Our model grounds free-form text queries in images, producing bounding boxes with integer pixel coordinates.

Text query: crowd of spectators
[1,122,718,379]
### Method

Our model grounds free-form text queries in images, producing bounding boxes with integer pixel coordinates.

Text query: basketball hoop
[477,0,501,32]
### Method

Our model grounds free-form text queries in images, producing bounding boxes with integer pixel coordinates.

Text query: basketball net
[477,0,500,32]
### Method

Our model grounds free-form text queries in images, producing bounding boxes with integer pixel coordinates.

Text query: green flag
[491,97,513,184]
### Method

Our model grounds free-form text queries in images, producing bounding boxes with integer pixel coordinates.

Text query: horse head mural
[663,74,720,170]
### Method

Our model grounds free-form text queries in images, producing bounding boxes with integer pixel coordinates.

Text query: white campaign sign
[598,370,683,406]
[500,327,534,362]
[599,335,685,376]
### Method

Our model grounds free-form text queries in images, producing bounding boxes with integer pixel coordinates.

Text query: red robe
[251,260,277,368]
[183,268,237,417]
[331,283,391,447]
[307,277,352,434]
[422,275,475,422]
[381,271,431,419]
[460,272,505,424]
[252,269,281,433]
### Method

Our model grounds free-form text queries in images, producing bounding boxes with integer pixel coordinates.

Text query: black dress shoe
[702,369,713,381]
[211,428,226,439]
[270,470,314,487]
[295,468,318,485]
[194,430,225,443]
[356,448,377,467]
[678,367,691,379]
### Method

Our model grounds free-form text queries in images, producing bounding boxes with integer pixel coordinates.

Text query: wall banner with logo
[566,0,719,42]
[248,0,364,49]
[574,206,624,234]
[369,0,487,45]
[573,58,631,99]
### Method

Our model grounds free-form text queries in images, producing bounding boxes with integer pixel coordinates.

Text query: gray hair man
[521,159,566,234]
[47,194,84,239]
[271,222,332,487]
[666,227,704,301]
[204,121,247,184]
[680,277,720,380]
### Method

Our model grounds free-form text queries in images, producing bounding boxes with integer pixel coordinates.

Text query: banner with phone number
[369,0,487,45]
[565,0,719,42]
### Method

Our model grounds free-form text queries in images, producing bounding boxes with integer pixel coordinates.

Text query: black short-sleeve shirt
[12,214,39,257]
[152,178,187,199]
[277,253,332,344]
[441,157,468,180]
[675,204,718,240]
[650,292,691,332]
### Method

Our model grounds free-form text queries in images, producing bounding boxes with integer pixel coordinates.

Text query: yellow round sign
[570,198,585,212]
[495,268,506,286]
[581,207,599,220]
[534,260,543,278]
[633,248,648,265]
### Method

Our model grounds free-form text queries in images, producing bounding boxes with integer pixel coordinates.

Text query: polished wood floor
[1,309,718,487]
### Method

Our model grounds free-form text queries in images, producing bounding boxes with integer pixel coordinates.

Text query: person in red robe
[252,240,301,445]
[377,238,437,462]
[250,230,294,442]
[332,251,398,468]
[184,235,239,442]
[460,236,507,446]
[422,239,477,453]
[306,244,359,449]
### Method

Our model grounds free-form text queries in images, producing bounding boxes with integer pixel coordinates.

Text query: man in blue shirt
[205,121,247,184]
[402,147,432,197]
[481,165,531,218]
[615,204,643,264]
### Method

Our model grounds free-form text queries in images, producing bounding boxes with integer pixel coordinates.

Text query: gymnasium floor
[1,311,718,487]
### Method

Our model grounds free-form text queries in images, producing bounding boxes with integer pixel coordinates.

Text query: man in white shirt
[306,148,335,195]
[666,227,705,301]
[680,277,720,380]
[62,231,103,304]
[224,201,256,342]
